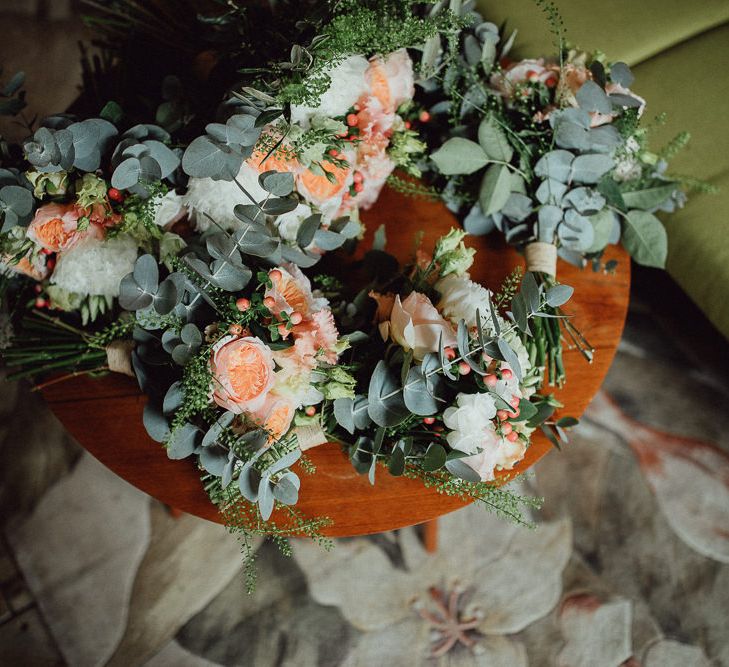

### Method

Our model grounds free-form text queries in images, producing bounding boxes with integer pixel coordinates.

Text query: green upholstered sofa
[477,0,729,339]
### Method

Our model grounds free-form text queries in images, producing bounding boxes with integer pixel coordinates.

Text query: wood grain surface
[42,186,630,536]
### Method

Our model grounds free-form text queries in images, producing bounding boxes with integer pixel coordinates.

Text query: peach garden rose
[26,203,101,253]
[210,335,275,414]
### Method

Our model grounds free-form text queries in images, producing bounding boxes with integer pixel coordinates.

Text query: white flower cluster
[50,234,138,297]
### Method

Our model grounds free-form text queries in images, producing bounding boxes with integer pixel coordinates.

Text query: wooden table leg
[422,519,438,553]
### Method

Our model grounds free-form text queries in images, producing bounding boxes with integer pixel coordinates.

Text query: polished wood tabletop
[42,186,630,536]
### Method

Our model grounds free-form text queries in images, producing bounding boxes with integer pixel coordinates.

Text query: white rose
[152,191,186,228]
[290,55,370,128]
[51,234,137,297]
[443,392,498,454]
[275,203,313,243]
[183,162,269,232]
[436,274,496,333]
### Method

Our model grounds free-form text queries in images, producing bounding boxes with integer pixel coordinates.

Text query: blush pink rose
[366,48,415,114]
[26,203,102,253]
[490,59,559,100]
[210,335,275,413]
[381,291,457,360]
[250,395,296,441]
[354,133,396,209]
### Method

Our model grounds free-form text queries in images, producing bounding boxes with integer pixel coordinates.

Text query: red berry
[45,257,56,271]
[418,110,431,123]
[108,187,123,202]
[236,297,250,312]
[352,171,364,184]
[546,77,557,88]
[458,361,471,375]
[289,311,303,325]
[496,409,509,421]
[484,374,498,388]
[501,368,513,380]
[501,422,513,436]
[346,113,359,127]
[506,431,519,443]
[34,298,47,309]
[353,182,364,193]
[423,417,436,425]
[305,406,317,417]
[328,149,338,157]
[404,120,412,130]
[444,347,456,360]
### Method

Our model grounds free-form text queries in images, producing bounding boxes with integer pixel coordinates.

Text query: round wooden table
[41,187,630,536]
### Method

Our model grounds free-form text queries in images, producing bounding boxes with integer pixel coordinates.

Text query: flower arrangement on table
[0,0,703,589]
[414,2,710,386]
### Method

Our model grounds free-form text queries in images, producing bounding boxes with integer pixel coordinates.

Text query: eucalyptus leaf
[367,361,408,427]
[544,284,574,307]
[166,423,201,460]
[622,210,667,268]
[422,443,447,472]
[621,184,676,211]
[477,116,513,162]
[431,137,489,175]
[444,457,481,483]
[402,367,439,415]
[258,477,275,520]
[479,164,511,215]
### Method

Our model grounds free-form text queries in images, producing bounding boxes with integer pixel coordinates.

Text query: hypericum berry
[404,120,412,130]
[444,347,456,360]
[346,113,359,127]
[108,187,123,202]
[501,422,513,436]
[484,374,498,388]
[34,298,47,309]
[289,311,303,325]
[353,103,361,112]
[228,323,243,336]
[458,361,471,375]
[353,182,364,193]
[509,395,520,409]
[500,368,513,380]
[507,408,520,419]
[506,431,519,442]
[263,296,276,309]
[353,171,364,184]
[269,268,282,282]
[423,416,436,425]
[546,77,557,88]
[305,406,317,417]
[45,257,56,271]
[235,297,250,312]
[496,409,509,421]
[277,324,288,337]
[419,110,431,123]
[328,148,338,157]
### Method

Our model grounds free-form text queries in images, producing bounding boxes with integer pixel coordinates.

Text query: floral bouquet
[415,3,706,385]
[113,211,575,584]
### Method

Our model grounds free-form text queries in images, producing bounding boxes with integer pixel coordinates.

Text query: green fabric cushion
[475,0,729,66]
[474,1,729,338]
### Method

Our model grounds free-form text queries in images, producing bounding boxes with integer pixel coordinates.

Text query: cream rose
[210,335,275,414]
[380,291,457,360]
